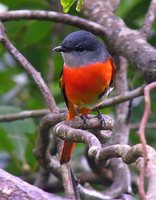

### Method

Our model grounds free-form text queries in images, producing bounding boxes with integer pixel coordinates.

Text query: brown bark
[0,169,69,200]
[84,0,156,82]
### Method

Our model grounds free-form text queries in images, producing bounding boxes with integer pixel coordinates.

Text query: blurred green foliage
[0,0,156,184]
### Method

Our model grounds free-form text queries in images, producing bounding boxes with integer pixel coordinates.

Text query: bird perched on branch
[53,30,116,164]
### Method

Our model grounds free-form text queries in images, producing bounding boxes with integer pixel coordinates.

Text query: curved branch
[90,130,112,144]
[0,10,105,35]
[145,147,156,200]
[50,114,114,159]
[0,22,58,113]
[37,113,145,199]
[78,184,114,200]
[138,81,156,200]
[108,158,132,198]
[52,114,143,165]
[54,114,114,130]
[140,0,156,38]
[0,10,156,81]
[84,0,156,82]
[34,113,66,179]
[78,184,135,200]
[53,115,114,158]
[136,146,156,200]
[96,144,143,166]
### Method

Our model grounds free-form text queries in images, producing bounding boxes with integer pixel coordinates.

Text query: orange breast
[63,59,114,108]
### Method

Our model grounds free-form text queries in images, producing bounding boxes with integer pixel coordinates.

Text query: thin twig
[34,113,82,198]
[0,85,144,122]
[130,122,156,129]
[0,10,105,36]
[2,109,156,130]
[1,10,156,82]
[0,21,78,199]
[136,146,156,200]
[0,109,50,122]
[138,81,156,200]
[100,85,144,108]
[0,22,58,113]
[61,163,80,199]
[140,0,156,38]
[33,115,65,179]
[145,147,156,200]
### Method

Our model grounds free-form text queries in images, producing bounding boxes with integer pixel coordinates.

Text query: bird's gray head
[53,31,110,67]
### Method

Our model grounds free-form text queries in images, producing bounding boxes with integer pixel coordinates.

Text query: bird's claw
[79,114,90,129]
[96,108,105,128]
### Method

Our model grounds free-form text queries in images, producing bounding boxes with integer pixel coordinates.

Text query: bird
[53,30,116,164]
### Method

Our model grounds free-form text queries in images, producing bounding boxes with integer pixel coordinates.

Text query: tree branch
[0,168,69,200]
[0,85,144,122]
[91,57,132,198]
[145,148,156,200]
[100,85,144,108]
[0,10,105,35]
[0,22,58,113]
[52,115,143,165]
[96,144,143,166]
[130,122,156,129]
[84,0,156,82]
[1,4,156,199]
[0,109,49,122]
[140,0,156,38]
[136,146,156,200]
[0,23,79,198]
[0,10,156,81]
[36,113,114,166]
[138,81,156,200]
[0,21,78,198]
[78,184,135,200]
[53,115,114,157]
[34,113,66,180]
[61,163,80,200]
[32,110,148,199]
[52,113,143,199]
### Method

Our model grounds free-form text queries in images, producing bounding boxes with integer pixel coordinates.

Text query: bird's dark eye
[75,46,85,52]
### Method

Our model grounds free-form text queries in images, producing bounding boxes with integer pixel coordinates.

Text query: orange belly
[62,59,113,109]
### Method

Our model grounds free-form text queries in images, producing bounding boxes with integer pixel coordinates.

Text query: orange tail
[60,107,91,164]
[60,110,75,164]
[60,141,75,164]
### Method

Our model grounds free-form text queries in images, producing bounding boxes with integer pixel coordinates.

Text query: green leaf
[76,0,84,11]
[61,0,76,13]
[0,106,36,163]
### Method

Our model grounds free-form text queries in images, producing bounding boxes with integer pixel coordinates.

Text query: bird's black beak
[53,45,63,52]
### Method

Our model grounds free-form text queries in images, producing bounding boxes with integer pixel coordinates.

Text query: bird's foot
[79,114,90,129]
[96,108,105,128]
